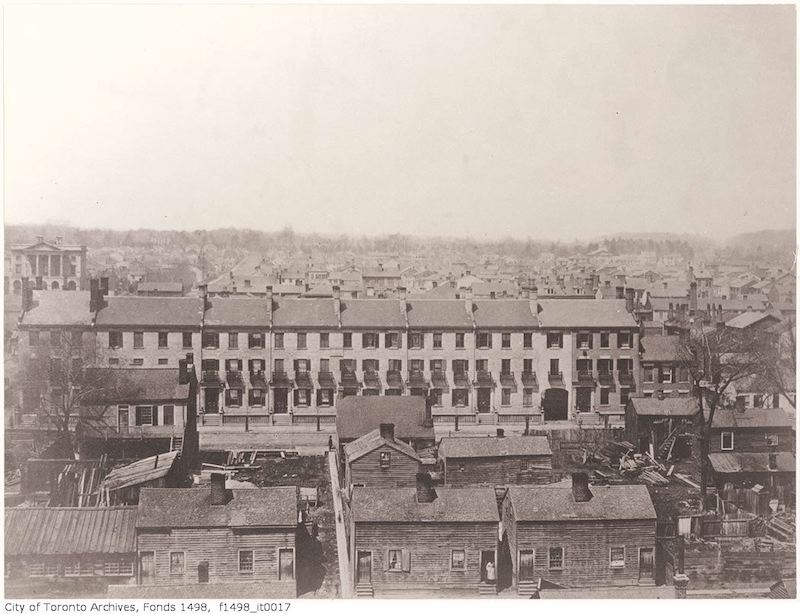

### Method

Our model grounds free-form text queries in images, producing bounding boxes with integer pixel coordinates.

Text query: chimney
[496,428,505,438]
[463,286,474,315]
[423,393,433,428]
[379,423,395,441]
[199,283,208,310]
[99,277,109,298]
[571,472,593,502]
[210,472,229,505]
[689,282,697,316]
[265,285,274,319]
[625,288,635,313]
[21,278,33,312]
[89,278,101,312]
[768,453,778,471]
[416,473,437,503]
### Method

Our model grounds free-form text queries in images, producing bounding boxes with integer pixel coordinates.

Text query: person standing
[485,561,496,585]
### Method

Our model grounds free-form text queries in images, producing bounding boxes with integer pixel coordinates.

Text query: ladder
[170,435,183,452]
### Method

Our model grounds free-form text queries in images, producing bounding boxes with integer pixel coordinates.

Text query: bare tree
[753,316,796,409]
[677,323,769,509]
[20,331,136,458]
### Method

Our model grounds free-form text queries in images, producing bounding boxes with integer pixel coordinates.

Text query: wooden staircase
[170,435,183,452]
[355,583,374,598]
[657,426,680,460]
[478,582,497,597]
[272,413,292,426]
[517,581,538,596]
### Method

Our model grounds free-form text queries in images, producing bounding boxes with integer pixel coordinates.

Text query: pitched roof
[472,300,538,328]
[439,436,551,459]
[351,486,499,523]
[137,281,184,293]
[344,429,421,463]
[4,507,137,555]
[507,483,656,522]
[537,299,637,328]
[336,396,433,441]
[725,311,780,330]
[710,409,795,429]
[100,451,181,491]
[20,291,94,327]
[136,486,297,528]
[628,396,699,417]
[204,297,271,328]
[708,452,795,474]
[82,368,189,404]
[270,298,338,328]
[339,299,406,328]
[640,335,683,362]
[95,296,204,327]
[406,299,473,329]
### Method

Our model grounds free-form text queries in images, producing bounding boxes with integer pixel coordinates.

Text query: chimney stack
[89,278,101,312]
[625,288,635,313]
[379,423,395,441]
[423,393,433,428]
[21,278,33,312]
[689,282,697,316]
[210,472,229,505]
[416,473,437,503]
[463,286,474,316]
[768,453,778,471]
[571,472,593,502]
[265,285,274,320]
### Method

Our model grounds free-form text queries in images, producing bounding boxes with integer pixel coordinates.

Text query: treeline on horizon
[5,224,795,266]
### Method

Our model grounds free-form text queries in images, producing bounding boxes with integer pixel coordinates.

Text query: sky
[3,3,796,241]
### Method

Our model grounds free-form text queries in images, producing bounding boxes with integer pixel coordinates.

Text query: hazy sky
[4,3,796,241]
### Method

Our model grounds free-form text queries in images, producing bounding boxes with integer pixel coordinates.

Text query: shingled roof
[20,291,93,327]
[406,299,473,329]
[336,396,433,441]
[710,408,795,429]
[344,429,420,463]
[351,486,499,523]
[204,297,271,328]
[439,436,552,459]
[95,296,204,327]
[472,300,538,328]
[339,299,406,328]
[537,299,637,328]
[270,298,338,328]
[101,451,181,491]
[136,486,297,529]
[506,483,656,522]
[5,507,137,555]
[628,396,699,417]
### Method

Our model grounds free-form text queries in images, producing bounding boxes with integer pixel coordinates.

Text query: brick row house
[14,280,641,427]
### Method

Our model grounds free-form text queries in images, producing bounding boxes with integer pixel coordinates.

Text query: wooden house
[438,432,553,486]
[343,423,421,491]
[625,396,700,459]
[349,477,499,597]
[336,396,435,453]
[500,474,657,595]
[4,507,137,597]
[135,476,298,595]
[708,408,795,454]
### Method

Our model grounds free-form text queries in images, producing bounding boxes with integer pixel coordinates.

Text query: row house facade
[15,281,640,428]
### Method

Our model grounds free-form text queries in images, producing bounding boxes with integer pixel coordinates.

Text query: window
[430,388,443,407]
[385,332,401,349]
[644,366,654,383]
[50,330,62,347]
[433,332,443,349]
[343,332,352,349]
[319,358,330,373]
[476,332,492,349]
[576,358,592,373]
[618,331,632,349]
[523,389,533,407]
[721,431,734,451]
[109,331,123,348]
[523,358,533,373]
[249,359,265,373]
[158,332,169,349]
[131,331,143,349]
[661,367,673,384]
[202,332,219,349]
[317,389,333,407]
[202,359,219,372]
[476,359,488,372]
[29,331,39,346]
[678,367,690,383]
[250,388,266,406]
[549,358,560,375]
[170,552,185,575]
[523,332,533,349]
[547,332,563,349]
[295,359,310,373]
[158,358,169,366]
[182,332,192,348]
[548,547,564,570]
[227,388,242,406]
[132,358,144,366]
[163,405,175,426]
[600,388,610,405]
[278,548,294,580]
[502,333,511,349]
[363,332,380,349]
[410,359,424,372]
[766,434,779,447]
[239,550,254,574]
[610,547,625,569]
[135,406,154,426]
[294,389,310,407]
[451,549,466,571]
[600,332,610,348]
[297,332,307,349]
[408,332,423,349]
[501,359,511,374]
[320,332,329,349]
[598,358,613,375]
[228,332,238,349]
[387,549,404,572]
[64,561,93,577]
[274,359,284,373]
[455,333,465,349]
[452,389,468,407]
[379,451,391,468]
[620,387,630,406]
[109,358,120,366]
[430,359,444,372]
[274,333,284,349]
[103,560,134,576]
[501,389,512,406]
[248,333,264,349]
[577,332,591,349]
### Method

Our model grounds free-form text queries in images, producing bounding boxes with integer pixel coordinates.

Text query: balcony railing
[453,371,470,388]
[548,371,564,385]
[576,370,595,383]
[385,370,404,389]
[617,370,635,385]
[598,370,614,385]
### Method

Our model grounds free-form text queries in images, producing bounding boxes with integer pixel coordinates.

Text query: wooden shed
[343,423,422,491]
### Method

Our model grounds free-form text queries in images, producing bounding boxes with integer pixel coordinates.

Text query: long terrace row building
[14,281,640,428]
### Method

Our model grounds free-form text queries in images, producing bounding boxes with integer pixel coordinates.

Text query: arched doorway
[51,281,60,290]
[543,388,568,421]
[66,281,76,290]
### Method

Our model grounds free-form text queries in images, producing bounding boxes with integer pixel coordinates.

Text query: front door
[356,551,372,584]
[543,388,568,421]
[576,388,592,412]
[118,408,129,434]
[205,389,220,414]
[518,549,535,583]
[480,550,496,584]
[477,388,491,413]
[198,561,209,583]
[638,548,654,581]
[278,548,294,580]
[274,388,289,413]
[139,551,155,585]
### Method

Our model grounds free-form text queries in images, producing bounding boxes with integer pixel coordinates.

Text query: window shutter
[401,549,411,572]
[384,551,390,572]
[362,333,368,348]
[385,333,391,347]
[398,333,403,349]
[558,335,563,349]
[375,334,380,349]
[588,334,593,349]
[617,333,623,349]
[151,406,158,426]
[576,335,581,349]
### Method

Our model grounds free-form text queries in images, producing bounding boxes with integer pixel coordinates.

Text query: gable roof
[725,311,781,330]
[537,299,637,328]
[5,507,137,555]
[137,281,184,293]
[472,300,538,328]
[136,486,297,529]
[628,396,699,417]
[439,436,551,459]
[710,409,795,430]
[336,396,433,441]
[406,299,473,329]
[339,299,406,328]
[640,335,684,362]
[95,296,204,327]
[344,429,421,463]
[507,483,656,522]
[20,291,93,327]
[351,486,499,523]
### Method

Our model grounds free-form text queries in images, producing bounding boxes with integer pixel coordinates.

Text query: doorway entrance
[477,388,491,413]
[274,388,289,413]
[139,552,155,585]
[639,548,654,582]
[356,551,372,585]
[480,550,496,584]
[543,388,568,421]
[198,561,209,583]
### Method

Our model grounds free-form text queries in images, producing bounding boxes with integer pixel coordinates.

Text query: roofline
[137,523,297,530]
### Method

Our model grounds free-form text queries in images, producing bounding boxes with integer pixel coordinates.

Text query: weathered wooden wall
[347,445,420,489]
[444,455,552,486]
